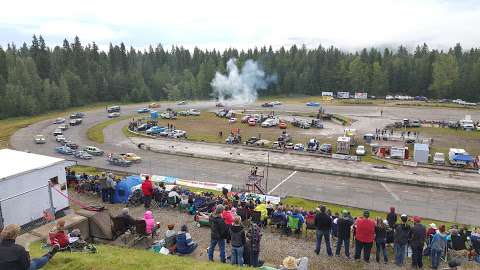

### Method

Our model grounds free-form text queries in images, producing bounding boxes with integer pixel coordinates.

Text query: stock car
[55,146,74,155]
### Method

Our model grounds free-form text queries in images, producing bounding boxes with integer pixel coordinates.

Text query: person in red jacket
[354,210,376,262]
[48,220,69,248]
[141,175,154,209]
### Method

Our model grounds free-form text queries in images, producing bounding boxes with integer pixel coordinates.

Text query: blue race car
[137,108,150,113]
[146,126,167,135]
[306,102,320,107]
[55,146,74,155]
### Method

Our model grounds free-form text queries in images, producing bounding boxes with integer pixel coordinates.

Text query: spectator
[470,227,480,263]
[168,187,180,207]
[410,216,426,269]
[106,173,116,203]
[208,205,227,263]
[99,172,108,203]
[427,223,437,238]
[291,208,305,233]
[374,218,388,263]
[141,176,154,209]
[394,214,411,266]
[143,210,156,234]
[279,256,309,270]
[230,216,246,266]
[175,225,198,255]
[431,224,448,269]
[386,207,397,228]
[314,205,333,256]
[164,224,177,253]
[0,224,59,270]
[222,206,234,243]
[116,208,135,233]
[335,209,353,258]
[48,220,69,249]
[272,206,287,228]
[450,228,468,258]
[246,223,262,267]
[354,210,376,262]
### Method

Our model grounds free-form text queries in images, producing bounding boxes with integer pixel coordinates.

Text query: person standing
[246,223,262,267]
[394,214,411,266]
[106,173,116,203]
[141,175,154,209]
[336,209,353,258]
[430,225,447,269]
[0,224,59,270]
[375,218,388,263]
[354,210,376,262]
[230,216,246,266]
[208,205,227,263]
[98,172,108,203]
[410,216,426,269]
[386,207,397,229]
[314,206,333,256]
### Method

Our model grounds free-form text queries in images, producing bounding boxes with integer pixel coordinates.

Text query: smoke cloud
[211,58,276,104]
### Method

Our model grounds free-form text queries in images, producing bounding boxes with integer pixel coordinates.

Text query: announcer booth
[0,149,73,229]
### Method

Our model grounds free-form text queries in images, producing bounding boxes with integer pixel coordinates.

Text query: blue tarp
[453,154,474,162]
[113,175,142,203]
[150,111,158,119]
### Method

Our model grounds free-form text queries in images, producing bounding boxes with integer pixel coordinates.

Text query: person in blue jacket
[175,224,198,255]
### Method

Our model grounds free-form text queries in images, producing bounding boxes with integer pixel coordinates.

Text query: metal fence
[0,183,55,232]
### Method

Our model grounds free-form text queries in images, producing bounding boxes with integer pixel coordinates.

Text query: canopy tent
[113,175,142,203]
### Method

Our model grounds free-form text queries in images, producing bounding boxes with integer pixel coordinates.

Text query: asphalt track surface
[10,101,480,225]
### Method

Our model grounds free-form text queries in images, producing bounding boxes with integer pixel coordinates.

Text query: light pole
[265,151,270,193]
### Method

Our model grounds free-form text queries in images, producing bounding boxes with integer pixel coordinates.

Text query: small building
[336,136,351,155]
[0,149,72,229]
[413,143,429,163]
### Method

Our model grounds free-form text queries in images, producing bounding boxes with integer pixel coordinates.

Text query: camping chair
[251,211,262,227]
[268,215,284,233]
[111,216,133,243]
[129,220,151,248]
[286,216,300,237]
[304,215,316,238]
[167,196,179,207]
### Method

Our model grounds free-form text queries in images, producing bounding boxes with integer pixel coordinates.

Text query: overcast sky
[1,0,479,52]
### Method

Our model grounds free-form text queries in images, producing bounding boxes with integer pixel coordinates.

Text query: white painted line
[268,171,297,195]
[381,182,400,201]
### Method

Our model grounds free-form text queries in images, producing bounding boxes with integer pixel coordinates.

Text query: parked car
[254,139,270,147]
[137,123,152,131]
[53,118,65,124]
[146,126,166,135]
[170,130,186,138]
[53,129,63,136]
[107,106,121,113]
[271,101,282,105]
[137,108,150,113]
[120,153,142,163]
[261,118,279,127]
[245,137,260,145]
[188,109,200,116]
[58,124,69,131]
[293,143,305,151]
[34,134,46,144]
[148,102,160,108]
[64,141,79,150]
[108,112,121,118]
[285,142,294,149]
[74,150,92,160]
[319,143,333,154]
[356,145,366,156]
[306,102,320,107]
[69,119,82,126]
[177,101,187,105]
[261,102,274,107]
[229,117,237,123]
[278,121,287,129]
[108,156,132,167]
[385,95,394,100]
[55,135,66,143]
[84,146,104,156]
[433,152,445,165]
[248,118,257,126]
[55,146,73,155]
[409,120,421,128]
[69,112,85,119]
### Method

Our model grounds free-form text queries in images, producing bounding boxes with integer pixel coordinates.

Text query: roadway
[10,101,480,225]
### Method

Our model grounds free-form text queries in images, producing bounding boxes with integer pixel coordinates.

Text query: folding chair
[304,216,316,238]
[286,216,300,237]
[268,215,285,233]
[129,220,151,248]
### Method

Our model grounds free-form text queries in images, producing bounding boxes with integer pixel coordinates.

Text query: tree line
[0,35,479,118]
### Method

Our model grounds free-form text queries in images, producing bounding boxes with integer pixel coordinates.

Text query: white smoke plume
[211,58,276,104]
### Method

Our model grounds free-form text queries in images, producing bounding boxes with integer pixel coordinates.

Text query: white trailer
[413,143,429,163]
[0,149,72,228]
[336,136,351,155]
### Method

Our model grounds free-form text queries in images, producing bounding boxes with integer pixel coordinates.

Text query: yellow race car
[120,153,142,163]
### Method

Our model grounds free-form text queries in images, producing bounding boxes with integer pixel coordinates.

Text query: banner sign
[354,92,368,99]
[243,193,281,204]
[332,153,360,161]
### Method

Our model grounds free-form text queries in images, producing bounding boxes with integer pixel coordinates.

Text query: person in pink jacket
[143,210,156,234]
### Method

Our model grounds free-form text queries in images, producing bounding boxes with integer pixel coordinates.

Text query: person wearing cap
[175,224,198,255]
[410,216,426,269]
[430,224,448,269]
[354,210,376,262]
[0,224,59,270]
[314,205,333,256]
[208,204,228,263]
[279,256,309,270]
[394,214,411,266]
[335,209,353,258]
